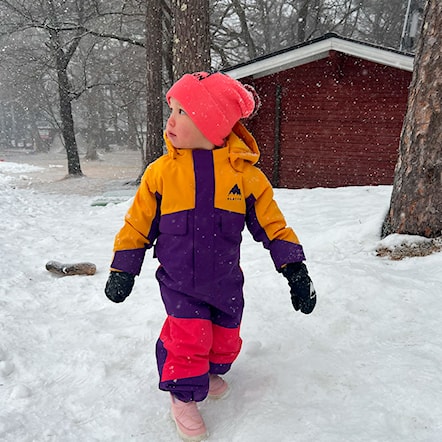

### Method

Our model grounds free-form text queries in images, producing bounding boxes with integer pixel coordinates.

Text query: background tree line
[0,0,424,175]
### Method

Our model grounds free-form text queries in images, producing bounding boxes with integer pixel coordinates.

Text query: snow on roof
[224,33,414,80]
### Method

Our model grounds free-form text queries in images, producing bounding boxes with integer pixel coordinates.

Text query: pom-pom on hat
[166,71,258,146]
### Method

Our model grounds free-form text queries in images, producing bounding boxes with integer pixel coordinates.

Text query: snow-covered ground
[1,152,441,442]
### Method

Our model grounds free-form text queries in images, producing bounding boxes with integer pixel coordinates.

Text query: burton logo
[228,184,242,201]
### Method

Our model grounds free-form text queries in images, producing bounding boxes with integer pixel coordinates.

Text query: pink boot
[170,395,208,441]
[208,374,230,399]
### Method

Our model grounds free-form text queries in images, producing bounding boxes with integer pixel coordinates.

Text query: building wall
[249,51,412,188]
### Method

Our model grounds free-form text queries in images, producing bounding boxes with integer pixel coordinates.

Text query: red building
[225,33,414,188]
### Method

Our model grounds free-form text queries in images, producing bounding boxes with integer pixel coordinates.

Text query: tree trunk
[142,0,164,177]
[382,0,442,238]
[172,0,211,79]
[56,61,83,176]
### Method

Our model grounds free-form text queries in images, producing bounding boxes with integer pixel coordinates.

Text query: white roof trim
[227,36,414,80]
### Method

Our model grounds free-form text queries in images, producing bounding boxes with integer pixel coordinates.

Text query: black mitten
[281,262,316,314]
[105,271,135,303]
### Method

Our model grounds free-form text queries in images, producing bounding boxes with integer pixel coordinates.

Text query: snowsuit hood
[164,121,260,172]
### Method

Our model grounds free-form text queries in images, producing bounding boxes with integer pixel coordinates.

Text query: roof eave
[227,36,414,80]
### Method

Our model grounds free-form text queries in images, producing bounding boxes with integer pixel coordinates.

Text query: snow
[1,153,442,442]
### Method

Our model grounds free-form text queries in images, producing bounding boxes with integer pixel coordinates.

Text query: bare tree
[211,0,331,67]
[210,0,426,69]
[0,0,147,175]
[382,0,442,239]
[46,0,84,175]
[0,0,95,175]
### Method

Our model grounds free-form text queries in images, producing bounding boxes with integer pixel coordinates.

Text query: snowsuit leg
[156,281,243,402]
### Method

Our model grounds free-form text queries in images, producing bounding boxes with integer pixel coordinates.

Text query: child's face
[166,97,215,150]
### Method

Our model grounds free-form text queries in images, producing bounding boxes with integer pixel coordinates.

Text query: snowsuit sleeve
[110,165,161,275]
[245,168,305,270]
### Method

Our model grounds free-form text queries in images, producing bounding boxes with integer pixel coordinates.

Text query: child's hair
[166,71,260,146]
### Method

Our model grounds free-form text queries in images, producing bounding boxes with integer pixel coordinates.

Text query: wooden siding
[248,51,412,188]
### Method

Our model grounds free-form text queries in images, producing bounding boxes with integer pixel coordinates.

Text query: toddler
[105,71,316,441]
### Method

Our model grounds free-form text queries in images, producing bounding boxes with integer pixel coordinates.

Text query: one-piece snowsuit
[110,122,305,402]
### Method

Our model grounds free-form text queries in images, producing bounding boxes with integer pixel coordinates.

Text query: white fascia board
[330,38,414,72]
[227,37,414,80]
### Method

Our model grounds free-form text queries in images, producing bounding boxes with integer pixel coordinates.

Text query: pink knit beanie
[166,72,258,146]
